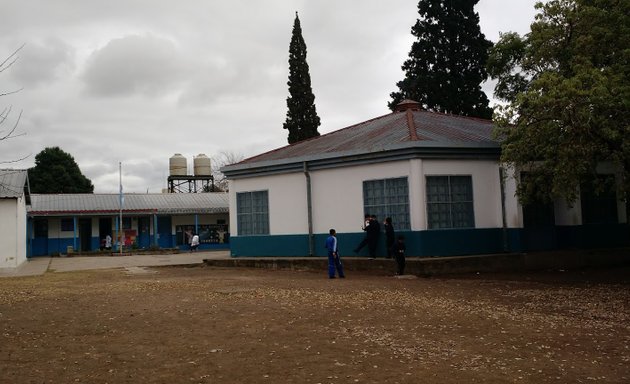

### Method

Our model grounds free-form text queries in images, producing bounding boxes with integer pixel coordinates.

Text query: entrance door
[79,218,92,252]
[137,217,151,249]
[32,219,49,256]
[157,216,172,248]
[99,217,112,249]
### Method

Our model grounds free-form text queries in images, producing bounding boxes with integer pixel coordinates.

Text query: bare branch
[0,109,23,141]
[0,44,24,73]
[0,152,31,165]
[0,87,24,97]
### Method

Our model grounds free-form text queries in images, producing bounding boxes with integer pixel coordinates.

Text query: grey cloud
[2,0,540,193]
[9,39,75,87]
[82,34,188,97]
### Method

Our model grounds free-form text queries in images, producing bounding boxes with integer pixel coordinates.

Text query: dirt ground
[0,265,628,384]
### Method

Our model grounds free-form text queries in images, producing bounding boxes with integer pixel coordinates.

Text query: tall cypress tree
[283,12,320,144]
[390,0,493,119]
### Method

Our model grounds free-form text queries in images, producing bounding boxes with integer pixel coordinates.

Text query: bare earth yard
[1,265,628,383]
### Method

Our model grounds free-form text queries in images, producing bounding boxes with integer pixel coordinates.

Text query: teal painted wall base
[232,228,508,258]
[230,224,629,258]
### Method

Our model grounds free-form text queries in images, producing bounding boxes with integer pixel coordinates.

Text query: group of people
[326,214,407,279]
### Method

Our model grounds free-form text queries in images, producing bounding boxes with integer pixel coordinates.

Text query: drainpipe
[73,216,78,252]
[27,217,32,258]
[499,166,509,252]
[153,214,159,247]
[304,162,314,256]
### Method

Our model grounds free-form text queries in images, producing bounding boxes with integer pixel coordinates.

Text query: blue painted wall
[231,228,507,258]
[230,224,629,258]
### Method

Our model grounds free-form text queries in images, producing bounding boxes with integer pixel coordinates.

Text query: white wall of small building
[0,197,27,268]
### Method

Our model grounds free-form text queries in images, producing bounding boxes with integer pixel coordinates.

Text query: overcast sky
[1,0,539,193]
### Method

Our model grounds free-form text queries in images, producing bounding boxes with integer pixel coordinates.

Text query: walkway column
[73,216,78,252]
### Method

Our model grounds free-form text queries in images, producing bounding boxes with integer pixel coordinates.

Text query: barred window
[363,177,410,230]
[426,176,474,229]
[60,218,74,232]
[237,190,269,235]
[581,176,618,224]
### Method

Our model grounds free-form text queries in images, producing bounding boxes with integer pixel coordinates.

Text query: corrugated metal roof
[28,193,229,216]
[227,108,497,170]
[0,169,28,198]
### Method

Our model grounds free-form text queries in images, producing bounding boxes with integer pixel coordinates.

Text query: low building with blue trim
[222,100,628,258]
[27,192,229,256]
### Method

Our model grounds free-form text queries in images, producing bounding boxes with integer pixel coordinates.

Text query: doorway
[79,218,92,252]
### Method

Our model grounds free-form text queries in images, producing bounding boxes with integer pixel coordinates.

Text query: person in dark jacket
[383,217,395,259]
[393,236,406,275]
[366,215,380,259]
[353,214,371,254]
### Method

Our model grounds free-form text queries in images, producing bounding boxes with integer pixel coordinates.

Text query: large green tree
[390,0,493,118]
[29,146,94,193]
[488,0,630,204]
[283,12,321,144]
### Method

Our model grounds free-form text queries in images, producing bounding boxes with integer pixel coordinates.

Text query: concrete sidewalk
[2,248,628,278]
[0,250,229,278]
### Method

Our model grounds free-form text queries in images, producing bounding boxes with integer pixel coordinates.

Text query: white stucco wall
[501,165,523,228]
[0,197,27,268]
[230,157,510,236]
[46,218,75,239]
[310,161,413,234]
[422,159,503,229]
[229,173,308,236]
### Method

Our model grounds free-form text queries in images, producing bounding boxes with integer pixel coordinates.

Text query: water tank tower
[167,153,215,193]
[193,154,212,176]
[169,153,187,176]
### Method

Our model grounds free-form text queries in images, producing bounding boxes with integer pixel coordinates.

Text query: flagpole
[119,162,123,256]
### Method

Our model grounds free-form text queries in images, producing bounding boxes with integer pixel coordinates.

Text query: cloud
[7,39,75,88]
[81,34,188,97]
[2,0,542,193]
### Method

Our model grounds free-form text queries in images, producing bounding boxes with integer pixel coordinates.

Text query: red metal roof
[238,107,496,165]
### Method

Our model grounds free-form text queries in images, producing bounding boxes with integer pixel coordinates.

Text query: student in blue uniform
[326,228,345,279]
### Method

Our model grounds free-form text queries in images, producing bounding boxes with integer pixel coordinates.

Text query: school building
[222,100,628,258]
[27,192,229,256]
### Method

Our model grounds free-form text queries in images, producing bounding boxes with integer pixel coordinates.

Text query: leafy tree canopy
[29,146,94,193]
[283,12,321,144]
[488,0,630,204]
[390,0,493,118]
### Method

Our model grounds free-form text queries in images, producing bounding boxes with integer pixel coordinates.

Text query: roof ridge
[405,109,419,141]
[235,110,398,165]
[425,109,493,123]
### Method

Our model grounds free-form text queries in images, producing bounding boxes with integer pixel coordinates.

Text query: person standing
[393,236,406,275]
[190,233,200,252]
[326,229,345,279]
[384,217,395,259]
[105,234,112,251]
[353,214,371,254]
[366,215,380,259]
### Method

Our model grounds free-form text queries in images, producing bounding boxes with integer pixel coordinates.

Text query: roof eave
[223,143,501,179]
